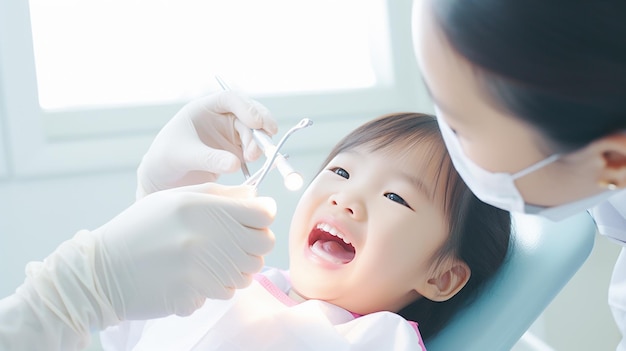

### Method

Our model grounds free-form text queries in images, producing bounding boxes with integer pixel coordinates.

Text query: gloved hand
[137,91,278,198]
[95,182,277,319]
[1,183,276,350]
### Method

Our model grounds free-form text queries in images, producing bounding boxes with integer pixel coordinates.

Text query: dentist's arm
[136,91,278,198]
[0,183,276,351]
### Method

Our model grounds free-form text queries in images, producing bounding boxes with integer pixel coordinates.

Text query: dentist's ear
[591,133,626,190]
[421,260,471,302]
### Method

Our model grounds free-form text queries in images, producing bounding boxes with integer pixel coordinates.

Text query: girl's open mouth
[308,223,356,264]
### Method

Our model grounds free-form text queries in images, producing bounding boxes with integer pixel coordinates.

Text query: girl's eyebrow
[400,170,435,201]
[348,148,435,200]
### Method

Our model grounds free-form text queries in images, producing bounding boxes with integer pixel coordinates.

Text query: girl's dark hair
[319,113,511,340]
[430,1,626,152]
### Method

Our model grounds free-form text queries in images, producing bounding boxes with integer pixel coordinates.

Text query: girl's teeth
[316,223,351,245]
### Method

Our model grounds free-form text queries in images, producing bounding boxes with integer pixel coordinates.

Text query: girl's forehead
[358,137,444,163]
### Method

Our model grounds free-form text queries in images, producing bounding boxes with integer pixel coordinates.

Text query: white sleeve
[0,230,120,351]
[590,191,626,351]
[0,289,91,351]
[589,190,626,245]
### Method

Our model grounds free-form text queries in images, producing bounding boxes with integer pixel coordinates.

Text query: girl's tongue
[309,228,356,264]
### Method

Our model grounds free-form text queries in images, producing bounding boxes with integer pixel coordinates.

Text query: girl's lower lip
[303,244,347,270]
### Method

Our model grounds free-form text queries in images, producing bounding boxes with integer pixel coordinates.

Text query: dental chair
[425,211,596,351]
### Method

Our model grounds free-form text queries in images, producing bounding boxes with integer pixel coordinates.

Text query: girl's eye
[330,167,349,179]
[384,193,413,210]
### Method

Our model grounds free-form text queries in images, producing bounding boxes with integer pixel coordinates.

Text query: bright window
[0,0,423,177]
[29,0,384,111]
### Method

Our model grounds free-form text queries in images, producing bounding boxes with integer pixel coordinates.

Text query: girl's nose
[328,192,365,220]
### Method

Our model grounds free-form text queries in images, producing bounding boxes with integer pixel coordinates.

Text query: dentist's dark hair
[320,113,511,340]
[429,0,626,153]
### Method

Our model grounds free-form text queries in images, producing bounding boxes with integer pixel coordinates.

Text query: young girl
[100,112,511,350]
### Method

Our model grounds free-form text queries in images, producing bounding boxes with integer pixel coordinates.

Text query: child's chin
[290,271,334,296]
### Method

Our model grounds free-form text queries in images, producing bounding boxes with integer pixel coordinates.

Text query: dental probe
[243,118,312,190]
[215,75,312,191]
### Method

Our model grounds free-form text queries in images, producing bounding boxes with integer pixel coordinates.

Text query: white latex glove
[95,182,276,319]
[137,91,278,198]
[0,183,275,351]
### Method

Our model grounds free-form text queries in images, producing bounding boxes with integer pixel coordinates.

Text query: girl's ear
[590,133,626,190]
[421,260,470,302]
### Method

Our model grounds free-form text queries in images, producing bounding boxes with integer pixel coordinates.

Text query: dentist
[0,91,279,350]
[413,0,626,349]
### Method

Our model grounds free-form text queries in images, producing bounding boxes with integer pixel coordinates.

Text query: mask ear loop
[244,118,313,191]
[511,154,560,179]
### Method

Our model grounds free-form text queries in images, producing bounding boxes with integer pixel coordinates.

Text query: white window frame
[0,0,428,178]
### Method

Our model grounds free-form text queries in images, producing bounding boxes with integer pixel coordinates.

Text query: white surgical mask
[436,110,616,221]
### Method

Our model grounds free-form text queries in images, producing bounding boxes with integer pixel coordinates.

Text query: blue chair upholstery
[426,212,596,351]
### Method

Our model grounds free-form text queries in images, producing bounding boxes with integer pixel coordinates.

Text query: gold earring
[599,180,619,190]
